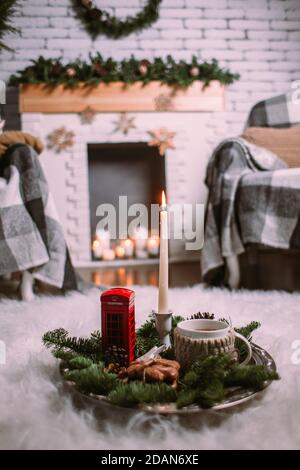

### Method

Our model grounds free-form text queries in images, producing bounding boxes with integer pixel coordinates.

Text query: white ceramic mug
[174,319,252,367]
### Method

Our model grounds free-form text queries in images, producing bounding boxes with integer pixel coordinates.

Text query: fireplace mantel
[19,80,224,113]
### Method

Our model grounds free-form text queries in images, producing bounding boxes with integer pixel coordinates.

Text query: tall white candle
[158,191,169,314]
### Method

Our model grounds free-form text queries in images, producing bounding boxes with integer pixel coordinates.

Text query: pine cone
[89,8,102,20]
[93,62,107,77]
[189,311,215,320]
[104,346,128,367]
[105,362,127,376]
[51,62,63,77]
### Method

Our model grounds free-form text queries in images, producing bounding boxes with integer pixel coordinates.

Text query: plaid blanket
[246,93,300,128]
[0,143,77,290]
[201,137,300,283]
[202,93,300,284]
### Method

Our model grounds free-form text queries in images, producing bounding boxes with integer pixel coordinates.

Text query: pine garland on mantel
[0,0,19,51]
[9,54,240,88]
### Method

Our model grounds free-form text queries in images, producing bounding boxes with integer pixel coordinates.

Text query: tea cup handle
[235,332,252,365]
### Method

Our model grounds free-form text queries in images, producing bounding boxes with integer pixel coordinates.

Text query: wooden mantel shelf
[19,80,225,113]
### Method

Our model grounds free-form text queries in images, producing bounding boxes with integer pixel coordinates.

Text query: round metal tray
[60,343,276,416]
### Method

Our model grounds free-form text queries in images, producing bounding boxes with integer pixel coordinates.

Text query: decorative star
[47,127,75,153]
[113,113,136,135]
[79,106,96,124]
[154,93,174,112]
[148,127,176,156]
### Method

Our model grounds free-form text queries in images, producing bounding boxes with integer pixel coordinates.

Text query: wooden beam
[19,81,225,113]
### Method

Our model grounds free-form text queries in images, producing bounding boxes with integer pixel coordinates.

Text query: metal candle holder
[153,309,173,349]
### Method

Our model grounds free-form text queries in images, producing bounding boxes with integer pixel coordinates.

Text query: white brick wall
[0,0,299,138]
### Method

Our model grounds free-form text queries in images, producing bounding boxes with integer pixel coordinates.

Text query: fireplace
[21,109,224,267]
[88,141,165,261]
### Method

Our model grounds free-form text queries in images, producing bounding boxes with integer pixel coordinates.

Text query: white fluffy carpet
[0,284,300,450]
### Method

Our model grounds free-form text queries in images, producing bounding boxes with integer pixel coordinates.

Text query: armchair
[202,94,300,289]
[0,133,77,300]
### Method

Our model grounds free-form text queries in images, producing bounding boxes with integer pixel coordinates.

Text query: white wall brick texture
[1,0,298,135]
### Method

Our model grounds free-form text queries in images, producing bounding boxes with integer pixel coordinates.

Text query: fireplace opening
[88,142,165,261]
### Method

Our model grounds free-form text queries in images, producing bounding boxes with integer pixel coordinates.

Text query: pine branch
[108,381,176,408]
[178,354,279,409]
[235,321,261,341]
[64,364,118,396]
[42,328,102,361]
[0,0,19,51]
[225,365,279,390]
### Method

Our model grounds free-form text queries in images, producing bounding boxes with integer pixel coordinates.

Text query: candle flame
[161,190,167,208]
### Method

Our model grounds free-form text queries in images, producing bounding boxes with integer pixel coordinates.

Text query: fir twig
[42,328,102,361]
[71,0,162,40]
[225,365,279,390]
[64,364,117,396]
[108,382,177,408]
[0,0,19,51]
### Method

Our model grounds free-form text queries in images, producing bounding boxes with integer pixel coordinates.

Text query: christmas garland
[71,0,162,39]
[0,0,19,51]
[43,314,279,410]
[9,54,240,88]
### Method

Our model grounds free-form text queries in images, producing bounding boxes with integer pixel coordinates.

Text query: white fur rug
[0,284,300,450]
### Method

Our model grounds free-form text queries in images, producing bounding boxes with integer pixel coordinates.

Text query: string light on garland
[71,0,162,39]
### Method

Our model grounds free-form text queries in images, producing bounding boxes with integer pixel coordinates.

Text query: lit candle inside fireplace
[123,238,134,258]
[147,236,159,257]
[115,245,125,259]
[92,239,102,259]
[158,190,169,314]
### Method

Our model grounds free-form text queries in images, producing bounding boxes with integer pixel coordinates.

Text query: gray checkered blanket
[0,143,77,290]
[201,137,300,284]
[246,93,300,128]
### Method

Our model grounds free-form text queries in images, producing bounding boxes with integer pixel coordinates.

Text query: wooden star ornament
[47,127,75,153]
[113,113,136,135]
[154,93,174,112]
[79,106,96,124]
[148,127,176,156]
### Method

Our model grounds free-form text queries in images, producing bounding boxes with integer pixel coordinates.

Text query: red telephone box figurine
[101,288,136,365]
